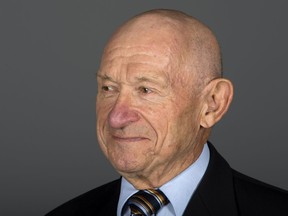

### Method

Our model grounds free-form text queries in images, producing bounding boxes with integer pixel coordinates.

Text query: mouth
[111,135,149,142]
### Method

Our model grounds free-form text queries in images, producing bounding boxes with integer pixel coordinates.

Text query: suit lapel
[183,142,239,216]
[97,179,121,216]
[80,178,121,216]
[97,195,119,216]
[183,192,211,216]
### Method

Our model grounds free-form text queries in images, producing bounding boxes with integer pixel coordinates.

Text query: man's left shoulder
[232,170,288,215]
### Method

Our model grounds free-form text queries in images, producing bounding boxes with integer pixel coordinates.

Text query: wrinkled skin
[96,11,232,189]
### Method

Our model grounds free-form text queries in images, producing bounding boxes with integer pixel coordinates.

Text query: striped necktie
[125,189,169,216]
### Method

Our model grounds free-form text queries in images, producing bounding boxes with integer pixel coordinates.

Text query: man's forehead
[104,31,179,59]
[102,45,170,60]
[98,43,188,88]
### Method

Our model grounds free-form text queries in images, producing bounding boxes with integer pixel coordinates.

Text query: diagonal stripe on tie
[124,189,169,216]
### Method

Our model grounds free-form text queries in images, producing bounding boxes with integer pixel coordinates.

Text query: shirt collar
[117,143,210,216]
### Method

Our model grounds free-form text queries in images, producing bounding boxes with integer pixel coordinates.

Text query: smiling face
[96,12,220,188]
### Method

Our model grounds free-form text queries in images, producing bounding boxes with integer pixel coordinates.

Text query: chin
[112,157,144,174]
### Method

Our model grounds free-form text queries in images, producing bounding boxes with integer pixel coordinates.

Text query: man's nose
[108,96,140,129]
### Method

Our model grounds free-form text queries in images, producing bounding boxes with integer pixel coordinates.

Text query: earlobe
[200,78,233,128]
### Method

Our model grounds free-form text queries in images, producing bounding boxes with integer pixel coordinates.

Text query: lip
[111,135,148,142]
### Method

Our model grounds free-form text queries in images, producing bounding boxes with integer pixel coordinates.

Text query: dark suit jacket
[46,143,288,216]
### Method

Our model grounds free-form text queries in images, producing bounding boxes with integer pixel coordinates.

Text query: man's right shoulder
[45,178,121,216]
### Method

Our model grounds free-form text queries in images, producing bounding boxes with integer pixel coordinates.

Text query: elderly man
[47,9,288,216]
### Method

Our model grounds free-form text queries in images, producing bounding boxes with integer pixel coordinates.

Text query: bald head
[101,9,222,90]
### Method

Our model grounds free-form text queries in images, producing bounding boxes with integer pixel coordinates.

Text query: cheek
[96,94,117,125]
[96,95,113,115]
[162,102,201,148]
[179,111,202,146]
[96,98,113,150]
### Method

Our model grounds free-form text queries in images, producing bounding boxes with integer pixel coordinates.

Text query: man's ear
[200,78,233,128]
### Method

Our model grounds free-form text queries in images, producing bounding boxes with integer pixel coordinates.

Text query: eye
[101,85,113,92]
[139,86,152,94]
[100,85,118,96]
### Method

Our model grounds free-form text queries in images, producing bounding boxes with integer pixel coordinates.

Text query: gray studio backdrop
[1,1,287,215]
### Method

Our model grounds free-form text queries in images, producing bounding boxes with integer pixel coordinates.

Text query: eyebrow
[136,76,159,83]
[97,73,115,82]
[135,75,169,89]
[97,72,169,87]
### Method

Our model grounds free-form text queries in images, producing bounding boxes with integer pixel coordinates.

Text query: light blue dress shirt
[117,143,210,216]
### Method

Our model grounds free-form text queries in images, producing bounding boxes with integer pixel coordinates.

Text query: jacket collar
[183,142,239,216]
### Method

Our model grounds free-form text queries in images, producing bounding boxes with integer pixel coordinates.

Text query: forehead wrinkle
[99,58,171,84]
[104,44,168,57]
[103,54,168,68]
[103,45,170,64]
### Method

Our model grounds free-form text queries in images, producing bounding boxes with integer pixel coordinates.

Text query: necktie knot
[125,189,169,216]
